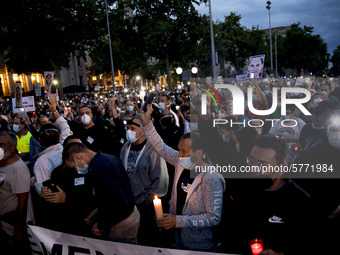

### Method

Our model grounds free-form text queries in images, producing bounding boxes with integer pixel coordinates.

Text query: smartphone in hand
[142,93,155,111]
[42,180,59,193]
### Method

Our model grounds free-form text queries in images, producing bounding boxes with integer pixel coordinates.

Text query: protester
[0,131,31,254]
[39,135,96,236]
[141,104,225,251]
[220,135,313,255]
[62,142,139,243]
[120,116,168,246]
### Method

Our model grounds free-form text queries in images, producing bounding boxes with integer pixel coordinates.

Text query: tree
[214,13,265,75]
[330,45,340,77]
[129,0,207,88]
[280,23,328,76]
[0,0,98,96]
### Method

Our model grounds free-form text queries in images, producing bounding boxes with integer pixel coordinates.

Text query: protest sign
[295,77,305,87]
[27,225,236,255]
[34,83,41,96]
[246,54,265,78]
[236,74,250,84]
[12,96,35,113]
[15,82,22,108]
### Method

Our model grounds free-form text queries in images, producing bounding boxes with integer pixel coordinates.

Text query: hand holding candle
[153,195,163,219]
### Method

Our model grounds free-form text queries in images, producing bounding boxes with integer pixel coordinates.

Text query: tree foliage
[330,45,340,76]
[280,23,328,76]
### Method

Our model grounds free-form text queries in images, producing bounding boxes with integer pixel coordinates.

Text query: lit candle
[250,238,263,255]
[153,195,163,219]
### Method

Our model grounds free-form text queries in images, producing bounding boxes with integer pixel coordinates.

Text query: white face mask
[126,130,141,143]
[218,112,226,119]
[328,131,340,149]
[126,106,134,112]
[189,123,199,132]
[313,97,323,103]
[159,102,166,110]
[81,114,91,126]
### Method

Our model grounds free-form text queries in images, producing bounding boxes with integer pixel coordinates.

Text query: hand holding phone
[42,180,59,193]
[142,93,155,111]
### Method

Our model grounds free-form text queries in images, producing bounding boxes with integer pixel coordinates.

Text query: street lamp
[266,1,273,76]
[191,67,198,74]
[104,0,115,92]
[208,0,217,83]
[176,67,183,75]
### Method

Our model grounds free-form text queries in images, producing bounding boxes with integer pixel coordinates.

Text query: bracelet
[53,110,58,115]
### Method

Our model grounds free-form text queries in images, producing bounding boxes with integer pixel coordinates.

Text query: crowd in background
[1,76,340,255]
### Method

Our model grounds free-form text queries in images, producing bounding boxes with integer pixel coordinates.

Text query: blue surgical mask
[222,135,230,143]
[178,157,195,170]
[126,106,134,112]
[252,94,258,101]
[13,124,21,133]
[159,103,166,110]
[189,123,199,132]
[264,91,270,96]
[277,103,281,108]
[75,159,89,174]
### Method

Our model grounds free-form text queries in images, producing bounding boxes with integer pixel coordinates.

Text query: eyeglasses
[246,156,269,167]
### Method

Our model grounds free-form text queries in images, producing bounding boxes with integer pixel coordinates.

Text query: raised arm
[141,104,179,167]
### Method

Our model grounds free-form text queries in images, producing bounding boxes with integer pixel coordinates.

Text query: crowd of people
[0,76,340,255]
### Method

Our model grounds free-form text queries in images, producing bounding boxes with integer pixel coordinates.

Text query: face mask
[218,112,226,119]
[189,123,199,132]
[222,135,230,143]
[126,130,141,143]
[264,91,270,96]
[0,142,14,161]
[313,98,323,103]
[75,159,89,174]
[126,106,134,112]
[159,103,166,110]
[256,128,262,135]
[252,94,258,101]
[13,124,21,133]
[46,112,50,115]
[81,114,91,126]
[312,123,324,130]
[328,131,340,149]
[285,115,291,120]
[277,103,281,108]
[178,157,195,170]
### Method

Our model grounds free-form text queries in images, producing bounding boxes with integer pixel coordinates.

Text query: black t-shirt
[127,140,147,179]
[176,169,195,215]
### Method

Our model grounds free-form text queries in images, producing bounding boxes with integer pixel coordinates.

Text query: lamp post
[208,0,217,84]
[266,1,273,76]
[275,30,278,78]
[105,0,116,92]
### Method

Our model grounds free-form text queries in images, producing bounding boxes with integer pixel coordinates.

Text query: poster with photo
[246,54,265,79]
[15,82,22,108]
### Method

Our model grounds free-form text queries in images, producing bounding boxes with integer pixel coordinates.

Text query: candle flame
[154,195,158,199]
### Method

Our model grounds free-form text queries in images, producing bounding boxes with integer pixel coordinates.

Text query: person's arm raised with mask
[141,104,179,167]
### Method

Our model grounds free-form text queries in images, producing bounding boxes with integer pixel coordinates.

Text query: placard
[12,96,35,113]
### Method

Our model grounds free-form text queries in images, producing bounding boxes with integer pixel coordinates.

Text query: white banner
[12,96,35,113]
[27,225,237,255]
